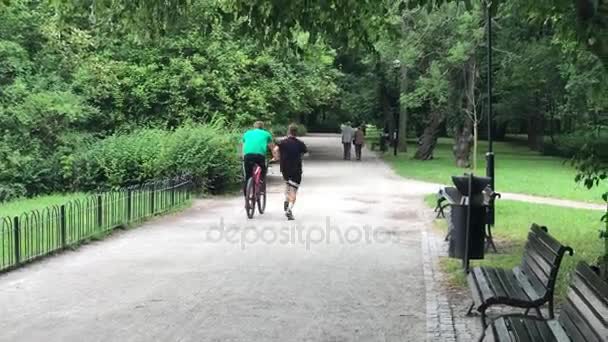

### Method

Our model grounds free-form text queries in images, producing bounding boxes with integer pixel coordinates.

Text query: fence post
[97,195,103,229]
[171,179,175,207]
[150,185,155,215]
[60,205,67,248]
[127,189,132,222]
[13,216,20,265]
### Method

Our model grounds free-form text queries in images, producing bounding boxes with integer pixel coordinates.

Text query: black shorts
[282,172,302,188]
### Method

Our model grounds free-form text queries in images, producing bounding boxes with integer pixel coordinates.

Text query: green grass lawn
[424,195,605,302]
[1,189,192,271]
[386,138,606,203]
[0,193,88,218]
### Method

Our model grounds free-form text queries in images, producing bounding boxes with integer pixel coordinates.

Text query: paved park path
[0,134,440,342]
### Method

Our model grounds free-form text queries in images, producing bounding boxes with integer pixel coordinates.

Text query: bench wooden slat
[493,317,511,341]
[546,320,570,341]
[527,232,560,261]
[558,262,608,342]
[530,225,563,254]
[576,263,608,298]
[567,291,605,341]
[569,277,608,339]
[512,266,542,301]
[521,250,551,294]
[526,235,559,264]
[523,319,543,342]
[495,268,528,301]
[484,328,497,342]
[526,237,558,272]
[533,319,555,342]
[558,302,592,342]
[576,262,608,308]
[509,318,532,342]
[467,271,484,307]
[473,267,496,303]
[485,267,509,300]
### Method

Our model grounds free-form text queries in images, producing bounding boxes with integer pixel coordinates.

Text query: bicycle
[245,163,266,219]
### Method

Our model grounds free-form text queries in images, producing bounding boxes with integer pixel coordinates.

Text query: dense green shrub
[161,124,240,192]
[271,123,308,137]
[543,134,608,161]
[0,1,339,201]
[71,124,240,193]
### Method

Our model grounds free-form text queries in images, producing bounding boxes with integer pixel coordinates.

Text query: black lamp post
[485,2,495,185]
[485,1,496,228]
[393,59,401,156]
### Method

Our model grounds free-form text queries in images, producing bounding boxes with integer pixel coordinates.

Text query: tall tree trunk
[397,17,409,153]
[453,120,473,168]
[495,122,507,141]
[527,95,545,151]
[382,85,394,134]
[414,108,443,160]
[453,57,476,168]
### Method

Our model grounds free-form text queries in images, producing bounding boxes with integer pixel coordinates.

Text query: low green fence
[0,175,192,272]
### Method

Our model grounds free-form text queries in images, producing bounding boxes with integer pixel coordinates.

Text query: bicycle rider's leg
[243,154,255,196]
[256,154,267,185]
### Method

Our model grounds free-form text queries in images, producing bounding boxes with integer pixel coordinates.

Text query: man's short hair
[288,124,299,136]
[254,121,264,128]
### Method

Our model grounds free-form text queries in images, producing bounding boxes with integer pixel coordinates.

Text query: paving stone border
[422,230,457,342]
[422,226,486,342]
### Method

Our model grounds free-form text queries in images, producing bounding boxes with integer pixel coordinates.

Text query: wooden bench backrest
[520,224,573,299]
[559,262,608,342]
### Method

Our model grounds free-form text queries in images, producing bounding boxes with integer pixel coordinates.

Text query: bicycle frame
[252,164,262,191]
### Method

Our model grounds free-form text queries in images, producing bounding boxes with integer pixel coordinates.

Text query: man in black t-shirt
[277,124,308,220]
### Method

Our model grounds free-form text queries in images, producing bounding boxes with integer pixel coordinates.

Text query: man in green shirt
[242,121,274,196]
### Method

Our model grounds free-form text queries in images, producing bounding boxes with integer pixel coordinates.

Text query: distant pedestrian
[354,125,365,161]
[341,122,354,160]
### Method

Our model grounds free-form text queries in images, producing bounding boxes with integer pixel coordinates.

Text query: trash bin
[446,174,491,261]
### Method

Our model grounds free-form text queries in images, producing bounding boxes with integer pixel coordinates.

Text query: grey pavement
[0,134,439,342]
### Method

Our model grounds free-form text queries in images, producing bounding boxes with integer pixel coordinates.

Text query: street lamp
[393,59,401,157]
[485,2,496,227]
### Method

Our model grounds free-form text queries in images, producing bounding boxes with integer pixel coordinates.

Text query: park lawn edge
[422,194,604,303]
[0,199,192,275]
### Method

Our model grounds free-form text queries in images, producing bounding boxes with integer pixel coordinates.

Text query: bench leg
[485,224,497,253]
[439,204,448,218]
[434,200,445,219]
[534,307,543,319]
[549,300,555,319]
[480,309,488,328]
[466,302,475,316]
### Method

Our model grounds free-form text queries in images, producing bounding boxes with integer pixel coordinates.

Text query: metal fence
[0,175,192,272]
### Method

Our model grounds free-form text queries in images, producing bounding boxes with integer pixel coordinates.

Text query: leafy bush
[271,123,308,137]
[72,123,240,193]
[543,134,608,161]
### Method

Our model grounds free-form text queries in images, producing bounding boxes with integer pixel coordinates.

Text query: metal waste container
[446,174,491,263]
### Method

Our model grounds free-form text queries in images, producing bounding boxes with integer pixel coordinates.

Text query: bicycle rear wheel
[245,178,256,219]
[257,181,266,214]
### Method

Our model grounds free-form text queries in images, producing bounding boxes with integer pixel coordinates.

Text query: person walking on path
[277,124,308,220]
[354,125,365,161]
[341,122,354,160]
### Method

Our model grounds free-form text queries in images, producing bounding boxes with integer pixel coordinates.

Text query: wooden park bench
[467,224,574,327]
[479,261,607,342]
